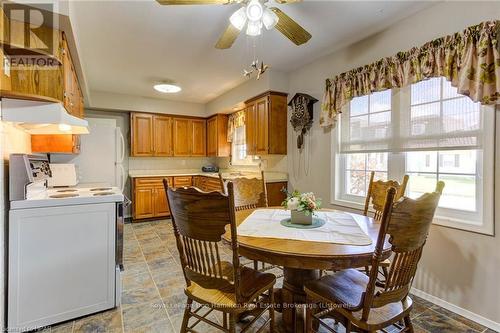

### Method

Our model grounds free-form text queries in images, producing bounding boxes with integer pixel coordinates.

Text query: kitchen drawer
[173,176,192,188]
[134,177,172,188]
[204,177,222,191]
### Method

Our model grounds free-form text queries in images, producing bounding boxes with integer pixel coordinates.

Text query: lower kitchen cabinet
[266,181,288,207]
[193,176,223,192]
[132,177,173,221]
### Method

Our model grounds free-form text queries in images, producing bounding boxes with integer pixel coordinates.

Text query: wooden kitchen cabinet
[173,118,191,156]
[191,119,207,156]
[132,177,173,221]
[130,113,173,157]
[172,117,206,157]
[207,114,230,157]
[266,181,288,207]
[134,187,155,219]
[131,113,154,156]
[153,115,173,156]
[31,134,80,154]
[193,176,223,192]
[245,91,288,155]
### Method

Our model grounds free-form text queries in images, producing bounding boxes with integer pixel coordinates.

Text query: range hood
[1,98,89,134]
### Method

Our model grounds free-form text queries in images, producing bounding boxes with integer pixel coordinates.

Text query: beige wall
[0,102,32,329]
[89,90,207,117]
[286,1,500,327]
[206,69,289,115]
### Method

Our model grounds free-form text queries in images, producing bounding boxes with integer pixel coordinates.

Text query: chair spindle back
[364,172,409,221]
[362,181,444,320]
[220,171,268,211]
[164,180,242,301]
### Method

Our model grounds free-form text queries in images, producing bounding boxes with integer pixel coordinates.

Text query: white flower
[287,197,300,210]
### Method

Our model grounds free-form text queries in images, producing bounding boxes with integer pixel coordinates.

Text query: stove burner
[49,194,79,198]
[93,192,115,196]
[56,189,78,193]
[90,188,112,191]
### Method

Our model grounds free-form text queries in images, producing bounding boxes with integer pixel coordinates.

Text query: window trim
[330,85,497,236]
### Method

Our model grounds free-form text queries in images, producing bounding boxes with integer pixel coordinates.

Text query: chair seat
[305,269,368,311]
[305,269,413,330]
[186,264,275,312]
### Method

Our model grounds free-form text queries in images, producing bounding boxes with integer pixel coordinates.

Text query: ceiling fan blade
[215,24,241,49]
[270,7,311,46]
[156,0,233,5]
[274,0,302,3]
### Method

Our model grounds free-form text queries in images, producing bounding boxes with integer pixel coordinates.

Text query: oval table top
[224,208,391,270]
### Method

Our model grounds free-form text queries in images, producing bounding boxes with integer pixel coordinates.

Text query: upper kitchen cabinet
[207,114,230,157]
[130,113,173,157]
[245,91,288,155]
[0,10,83,106]
[173,117,206,157]
[61,33,85,119]
[153,115,173,156]
[191,119,207,156]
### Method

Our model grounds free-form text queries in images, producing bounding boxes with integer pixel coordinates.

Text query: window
[334,77,495,235]
[230,126,258,166]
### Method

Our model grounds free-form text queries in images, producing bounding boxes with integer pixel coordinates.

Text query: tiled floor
[46,219,496,333]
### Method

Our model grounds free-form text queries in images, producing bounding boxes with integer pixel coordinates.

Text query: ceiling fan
[156,0,312,49]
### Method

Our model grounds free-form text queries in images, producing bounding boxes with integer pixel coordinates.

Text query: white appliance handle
[118,163,126,192]
[116,128,126,164]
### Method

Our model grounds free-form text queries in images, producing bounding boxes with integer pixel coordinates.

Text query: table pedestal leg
[282,267,320,332]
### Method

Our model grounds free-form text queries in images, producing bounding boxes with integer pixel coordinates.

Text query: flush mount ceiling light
[156,0,311,49]
[153,83,182,93]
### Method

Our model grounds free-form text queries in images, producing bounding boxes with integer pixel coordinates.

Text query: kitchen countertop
[128,169,288,183]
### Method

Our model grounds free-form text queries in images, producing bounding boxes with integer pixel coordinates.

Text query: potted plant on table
[282,190,321,225]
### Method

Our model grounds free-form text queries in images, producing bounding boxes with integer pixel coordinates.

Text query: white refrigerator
[51,118,127,191]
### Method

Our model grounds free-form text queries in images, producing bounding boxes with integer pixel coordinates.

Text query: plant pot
[291,210,312,225]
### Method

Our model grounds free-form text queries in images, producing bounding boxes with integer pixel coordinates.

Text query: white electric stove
[8,154,126,332]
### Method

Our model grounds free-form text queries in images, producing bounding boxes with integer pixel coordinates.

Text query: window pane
[410,102,440,136]
[346,153,366,170]
[367,153,388,171]
[370,90,391,112]
[439,174,476,211]
[411,77,441,104]
[438,150,476,174]
[407,173,438,199]
[406,151,437,173]
[349,115,368,141]
[346,170,366,196]
[442,79,462,99]
[369,111,391,139]
[442,97,480,133]
[350,96,369,116]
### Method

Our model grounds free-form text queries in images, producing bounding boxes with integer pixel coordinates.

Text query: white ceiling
[70,1,434,104]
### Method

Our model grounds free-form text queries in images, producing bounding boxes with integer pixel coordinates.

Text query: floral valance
[320,20,500,127]
[227,110,246,142]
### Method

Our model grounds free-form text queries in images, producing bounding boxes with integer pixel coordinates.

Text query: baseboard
[410,287,500,332]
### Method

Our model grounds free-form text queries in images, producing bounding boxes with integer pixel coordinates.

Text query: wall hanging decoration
[288,93,318,149]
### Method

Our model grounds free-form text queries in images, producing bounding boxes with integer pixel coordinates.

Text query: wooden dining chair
[164,179,276,333]
[219,171,280,274]
[304,181,444,333]
[304,182,444,333]
[363,172,409,279]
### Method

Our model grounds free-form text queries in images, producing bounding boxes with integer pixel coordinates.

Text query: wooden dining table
[223,208,391,332]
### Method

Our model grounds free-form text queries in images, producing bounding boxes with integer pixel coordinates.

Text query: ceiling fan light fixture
[246,20,262,36]
[153,83,182,93]
[229,7,247,30]
[262,8,278,30]
[246,0,263,21]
